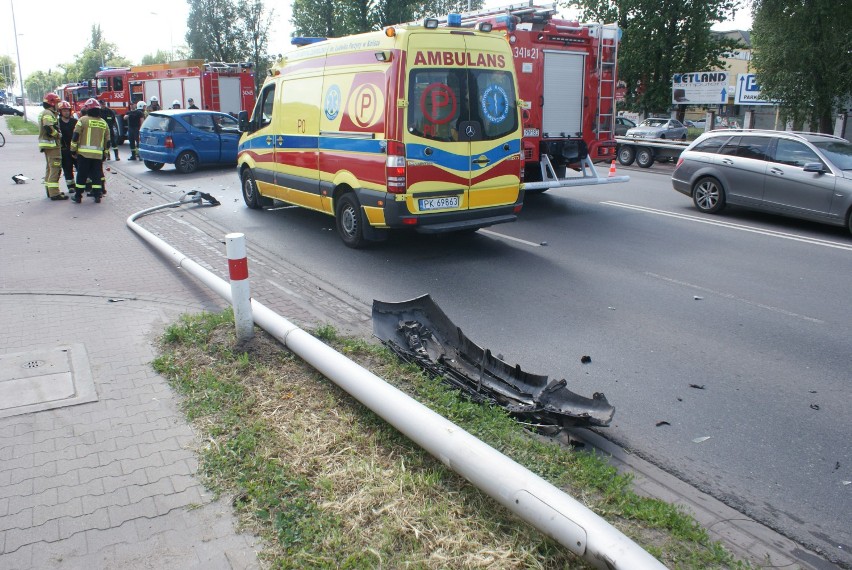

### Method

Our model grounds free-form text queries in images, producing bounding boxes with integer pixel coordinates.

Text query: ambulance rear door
[404,32,520,214]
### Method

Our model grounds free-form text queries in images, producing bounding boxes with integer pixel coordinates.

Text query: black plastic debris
[580,355,592,364]
[689,384,705,390]
[372,295,615,428]
[656,421,671,427]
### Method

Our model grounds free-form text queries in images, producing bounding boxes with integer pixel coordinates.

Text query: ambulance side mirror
[238,110,252,133]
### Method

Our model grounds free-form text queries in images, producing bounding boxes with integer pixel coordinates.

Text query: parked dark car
[0,103,24,117]
[672,129,852,232]
[614,116,636,136]
[138,110,241,174]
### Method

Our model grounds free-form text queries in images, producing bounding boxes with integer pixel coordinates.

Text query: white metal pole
[225,232,254,341]
[10,0,26,121]
[127,203,667,570]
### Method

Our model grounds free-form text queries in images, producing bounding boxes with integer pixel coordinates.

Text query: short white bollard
[225,233,254,341]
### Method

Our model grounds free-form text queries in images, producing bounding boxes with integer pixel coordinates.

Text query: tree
[238,0,275,90]
[69,25,128,81]
[0,55,16,91]
[186,0,244,62]
[571,0,739,115]
[140,50,176,66]
[24,69,65,103]
[291,0,484,37]
[750,0,852,133]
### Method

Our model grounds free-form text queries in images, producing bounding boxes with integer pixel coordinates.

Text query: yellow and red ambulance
[236,17,524,248]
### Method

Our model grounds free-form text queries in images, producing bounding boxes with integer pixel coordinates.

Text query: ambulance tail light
[164,136,174,149]
[386,141,407,194]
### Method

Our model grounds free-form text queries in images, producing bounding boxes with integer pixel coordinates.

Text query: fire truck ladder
[590,23,619,141]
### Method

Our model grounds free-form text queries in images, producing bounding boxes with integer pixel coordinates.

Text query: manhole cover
[0,345,97,418]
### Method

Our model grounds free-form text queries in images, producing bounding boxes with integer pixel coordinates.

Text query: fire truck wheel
[617,146,635,166]
[143,160,164,171]
[335,193,367,249]
[241,169,261,209]
[175,151,199,174]
[635,147,655,168]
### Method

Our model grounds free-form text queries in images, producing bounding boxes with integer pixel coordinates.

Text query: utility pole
[10,0,26,120]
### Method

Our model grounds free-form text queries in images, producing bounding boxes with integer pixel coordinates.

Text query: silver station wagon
[672,130,852,233]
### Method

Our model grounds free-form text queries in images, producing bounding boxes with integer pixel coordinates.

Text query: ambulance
[236,16,524,248]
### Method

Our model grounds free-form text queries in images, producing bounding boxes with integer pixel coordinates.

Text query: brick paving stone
[5,519,59,552]
[29,532,89,567]
[57,508,110,540]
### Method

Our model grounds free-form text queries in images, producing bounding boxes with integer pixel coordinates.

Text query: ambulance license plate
[419,196,459,211]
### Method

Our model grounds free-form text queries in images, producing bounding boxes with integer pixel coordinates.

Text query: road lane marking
[479,229,542,247]
[602,201,852,252]
[646,272,824,324]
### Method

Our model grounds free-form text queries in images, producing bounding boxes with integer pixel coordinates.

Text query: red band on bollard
[228,257,249,281]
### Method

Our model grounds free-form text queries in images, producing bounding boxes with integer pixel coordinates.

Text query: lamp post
[10,0,26,120]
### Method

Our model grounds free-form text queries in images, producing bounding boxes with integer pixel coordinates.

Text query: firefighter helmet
[137,101,146,110]
[171,99,180,108]
[43,92,61,106]
[81,98,101,111]
[57,100,72,111]
[150,96,158,103]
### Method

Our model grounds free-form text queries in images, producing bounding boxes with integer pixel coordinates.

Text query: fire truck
[56,82,98,114]
[95,60,256,143]
[442,2,628,190]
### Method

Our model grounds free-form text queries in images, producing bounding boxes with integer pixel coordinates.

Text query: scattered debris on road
[810,404,820,410]
[581,355,592,364]
[373,294,615,428]
[656,421,671,427]
[692,436,712,443]
[689,384,705,390]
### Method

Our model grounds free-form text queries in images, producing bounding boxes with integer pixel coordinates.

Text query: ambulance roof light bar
[291,37,327,47]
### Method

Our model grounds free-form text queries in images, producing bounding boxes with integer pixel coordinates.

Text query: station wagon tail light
[164,136,174,149]
[386,141,407,194]
[675,157,683,168]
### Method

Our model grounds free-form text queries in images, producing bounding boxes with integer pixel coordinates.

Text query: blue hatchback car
[139,110,241,174]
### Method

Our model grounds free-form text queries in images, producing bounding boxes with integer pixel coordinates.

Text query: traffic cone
[608,160,617,177]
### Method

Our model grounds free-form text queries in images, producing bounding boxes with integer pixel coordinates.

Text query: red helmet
[43,92,61,106]
[57,101,72,111]
[81,98,101,111]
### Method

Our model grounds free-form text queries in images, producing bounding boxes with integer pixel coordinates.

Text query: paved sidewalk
[0,123,261,568]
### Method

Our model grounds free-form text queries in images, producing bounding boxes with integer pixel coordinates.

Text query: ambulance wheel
[175,151,198,174]
[144,160,164,171]
[241,169,262,209]
[635,147,655,168]
[617,146,635,166]
[335,193,367,249]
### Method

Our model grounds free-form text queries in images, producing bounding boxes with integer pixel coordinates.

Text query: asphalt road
[118,159,852,567]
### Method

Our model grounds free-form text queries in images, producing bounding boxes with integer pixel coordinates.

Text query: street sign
[735,73,776,106]
[671,71,729,105]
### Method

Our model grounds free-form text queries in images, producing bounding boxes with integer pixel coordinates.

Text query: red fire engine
[447,2,628,190]
[95,60,256,143]
[55,82,98,114]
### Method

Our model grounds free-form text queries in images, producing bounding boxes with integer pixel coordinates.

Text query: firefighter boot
[113,148,120,161]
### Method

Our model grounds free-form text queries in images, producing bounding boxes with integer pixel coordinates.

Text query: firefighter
[145,95,160,117]
[171,99,180,109]
[187,97,198,109]
[125,101,145,160]
[100,101,120,160]
[70,98,110,204]
[56,101,77,193]
[38,92,67,200]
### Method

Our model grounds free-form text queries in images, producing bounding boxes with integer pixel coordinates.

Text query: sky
[3,0,751,90]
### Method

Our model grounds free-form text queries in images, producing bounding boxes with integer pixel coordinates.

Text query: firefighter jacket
[37,108,61,150]
[71,116,111,159]
[58,117,77,151]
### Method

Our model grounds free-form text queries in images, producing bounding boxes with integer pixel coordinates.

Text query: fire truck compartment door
[541,51,585,137]
[218,77,241,115]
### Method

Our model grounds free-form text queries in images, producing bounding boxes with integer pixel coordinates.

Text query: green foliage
[751,0,852,133]
[186,0,274,81]
[24,70,65,105]
[291,0,484,37]
[572,0,740,114]
[0,55,16,91]
[313,323,339,342]
[140,50,176,66]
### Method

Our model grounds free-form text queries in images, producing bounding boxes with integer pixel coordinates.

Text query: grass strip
[5,115,39,135]
[154,310,749,569]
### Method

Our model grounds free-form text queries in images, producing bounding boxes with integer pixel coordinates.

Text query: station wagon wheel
[143,160,164,171]
[241,169,261,209]
[693,176,726,214]
[635,147,654,168]
[175,151,198,174]
[335,193,367,249]
[617,145,635,166]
